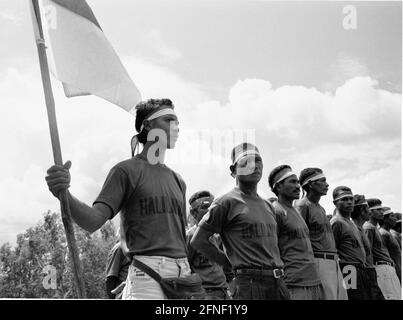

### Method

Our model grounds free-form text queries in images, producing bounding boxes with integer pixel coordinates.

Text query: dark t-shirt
[273,201,321,287]
[294,197,337,254]
[390,230,402,250]
[105,243,131,282]
[379,227,401,270]
[363,222,393,264]
[94,155,188,258]
[198,187,283,270]
[353,222,374,268]
[330,214,366,265]
[186,226,228,289]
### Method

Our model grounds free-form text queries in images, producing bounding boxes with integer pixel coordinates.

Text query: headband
[139,108,177,132]
[333,192,353,202]
[354,201,368,207]
[190,196,213,210]
[301,173,326,187]
[233,150,260,165]
[369,205,383,211]
[383,209,393,215]
[273,170,297,188]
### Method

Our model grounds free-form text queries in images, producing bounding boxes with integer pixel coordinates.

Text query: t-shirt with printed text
[273,201,321,287]
[198,187,283,270]
[294,197,337,254]
[330,214,366,265]
[363,222,394,265]
[94,155,188,259]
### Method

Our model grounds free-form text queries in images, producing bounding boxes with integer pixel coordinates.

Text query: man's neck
[278,194,295,208]
[352,216,365,228]
[307,191,321,204]
[238,181,258,198]
[369,217,379,227]
[381,224,390,231]
[140,142,167,164]
[336,209,351,220]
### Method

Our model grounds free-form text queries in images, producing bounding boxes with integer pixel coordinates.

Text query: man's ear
[143,119,151,131]
[229,164,236,178]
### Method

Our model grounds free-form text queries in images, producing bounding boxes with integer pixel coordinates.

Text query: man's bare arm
[190,227,231,270]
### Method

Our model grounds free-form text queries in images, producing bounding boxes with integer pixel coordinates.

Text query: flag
[30,0,141,113]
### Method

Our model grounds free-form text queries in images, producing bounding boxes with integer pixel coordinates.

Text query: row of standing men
[105,142,401,300]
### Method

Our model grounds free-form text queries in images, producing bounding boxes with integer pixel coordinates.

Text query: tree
[0,211,118,298]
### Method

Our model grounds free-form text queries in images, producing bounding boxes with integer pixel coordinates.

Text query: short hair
[189,190,214,206]
[332,186,352,201]
[135,99,174,144]
[367,198,382,208]
[299,168,323,192]
[268,164,292,196]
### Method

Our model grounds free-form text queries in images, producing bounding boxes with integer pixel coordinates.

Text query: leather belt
[314,252,338,260]
[234,268,285,279]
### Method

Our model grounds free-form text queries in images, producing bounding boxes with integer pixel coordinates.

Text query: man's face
[370,208,384,221]
[384,214,397,228]
[310,177,329,196]
[335,196,354,214]
[278,174,300,200]
[361,204,370,221]
[149,114,179,149]
[236,155,263,184]
[192,200,212,223]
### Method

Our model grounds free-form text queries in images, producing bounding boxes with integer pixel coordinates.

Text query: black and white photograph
[0,0,401,304]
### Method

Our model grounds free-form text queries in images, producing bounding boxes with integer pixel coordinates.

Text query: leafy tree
[0,211,118,298]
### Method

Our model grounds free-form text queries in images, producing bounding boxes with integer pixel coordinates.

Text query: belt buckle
[273,269,283,279]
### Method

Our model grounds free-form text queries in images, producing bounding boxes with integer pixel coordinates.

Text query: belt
[314,252,338,260]
[375,261,394,267]
[234,268,285,279]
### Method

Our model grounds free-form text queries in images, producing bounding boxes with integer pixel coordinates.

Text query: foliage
[0,211,118,298]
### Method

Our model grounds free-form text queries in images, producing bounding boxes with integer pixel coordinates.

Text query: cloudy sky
[0,0,401,246]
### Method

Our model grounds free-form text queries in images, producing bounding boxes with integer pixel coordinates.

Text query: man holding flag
[31,0,141,297]
[46,98,193,300]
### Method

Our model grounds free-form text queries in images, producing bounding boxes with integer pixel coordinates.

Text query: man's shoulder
[363,221,375,230]
[330,215,345,226]
[271,201,287,216]
[113,157,146,173]
[213,188,244,205]
[294,197,309,208]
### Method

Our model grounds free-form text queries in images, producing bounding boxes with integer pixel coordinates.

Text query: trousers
[122,255,191,300]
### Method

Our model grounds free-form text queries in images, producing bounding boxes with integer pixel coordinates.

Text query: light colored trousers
[288,284,325,300]
[122,255,191,300]
[315,257,348,300]
[375,264,401,300]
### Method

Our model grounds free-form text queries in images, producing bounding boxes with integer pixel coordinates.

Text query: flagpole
[31,0,86,299]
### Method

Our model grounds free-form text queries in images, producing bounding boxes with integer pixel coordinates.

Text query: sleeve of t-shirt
[331,221,343,249]
[198,200,229,234]
[93,166,132,219]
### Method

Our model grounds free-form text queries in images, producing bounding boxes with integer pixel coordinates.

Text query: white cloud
[143,29,183,63]
[0,11,22,25]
